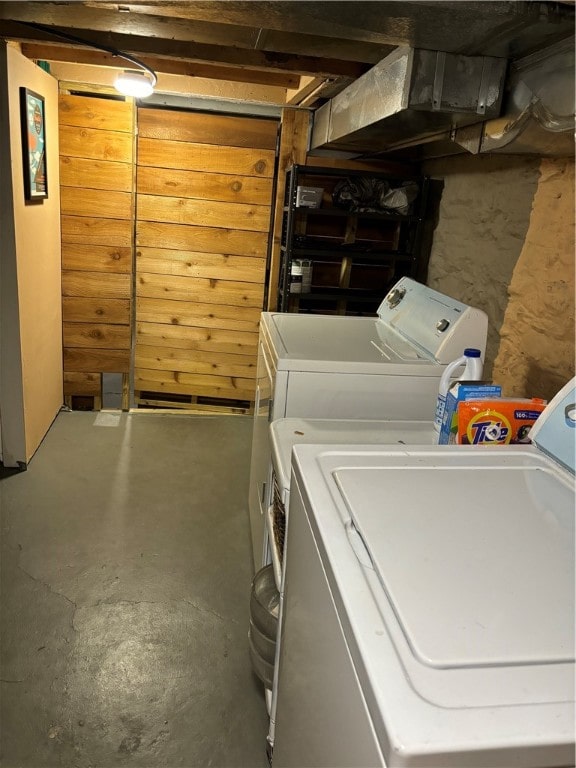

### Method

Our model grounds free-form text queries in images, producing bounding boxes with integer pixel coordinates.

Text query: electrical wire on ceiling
[14,19,157,96]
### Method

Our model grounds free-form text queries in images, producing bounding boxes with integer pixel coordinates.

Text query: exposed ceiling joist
[81,1,525,45]
[80,0,575,56]
[0,3,392,63]
[0,2,259,47]
[285,76,326,107]
[0,19,370,79]
[20,43,301,88]
[84,0,406,44]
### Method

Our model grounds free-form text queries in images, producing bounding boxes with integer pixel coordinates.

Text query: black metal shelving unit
[277,164,431,315]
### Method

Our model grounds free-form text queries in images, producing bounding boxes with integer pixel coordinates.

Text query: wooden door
[134,108,277,410]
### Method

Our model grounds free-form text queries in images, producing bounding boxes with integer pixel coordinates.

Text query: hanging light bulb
[114,69,155,98]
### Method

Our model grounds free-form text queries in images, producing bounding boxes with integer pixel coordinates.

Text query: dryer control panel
[377,277,488,364]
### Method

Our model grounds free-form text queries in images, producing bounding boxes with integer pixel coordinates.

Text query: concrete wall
[0,43,63,465]
[424,153,574,400]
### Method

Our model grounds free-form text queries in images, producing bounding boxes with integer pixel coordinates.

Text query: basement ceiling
[0,1,574,104]
[0,1,574,158]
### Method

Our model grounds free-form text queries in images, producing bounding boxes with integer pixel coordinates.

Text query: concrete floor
[0,411,269,768]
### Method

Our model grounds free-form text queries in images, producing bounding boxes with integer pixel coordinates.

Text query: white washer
[248,277,488,570]
[273,381,576,768]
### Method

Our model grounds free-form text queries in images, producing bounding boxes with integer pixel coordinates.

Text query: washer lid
[335,461,575,668]
[292,444,575,766]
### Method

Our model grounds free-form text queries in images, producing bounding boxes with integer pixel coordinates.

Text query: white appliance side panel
[271,370,288,420]
[273,476,385,768]
[284,371,440,419]
[248,338,275,572]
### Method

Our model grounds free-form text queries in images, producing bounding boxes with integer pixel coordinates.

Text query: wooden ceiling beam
[0,2,391,64]
[0,2,259,48]
[0,0,400,46]
[80,1,559,47]
[20,43,300,88]
[285,76,325,107]
[0,1,572,71]
[296,77,356,109]
[0,20,369,79]
[80,1,492,45]
[62,1,576,59]
[97,1,409,46]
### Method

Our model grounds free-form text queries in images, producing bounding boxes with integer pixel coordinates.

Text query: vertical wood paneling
[134,108,277,405]
[266,108,310,310]
[59,94,134,405]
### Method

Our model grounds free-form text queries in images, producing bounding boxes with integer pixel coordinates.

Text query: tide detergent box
[438,383,502,444]
[456,398,547,445]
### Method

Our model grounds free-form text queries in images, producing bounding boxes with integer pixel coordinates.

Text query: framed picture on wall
[20,87,48,201]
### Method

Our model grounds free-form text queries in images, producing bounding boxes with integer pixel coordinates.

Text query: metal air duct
[310,46,508,156]
[473,37,575,156]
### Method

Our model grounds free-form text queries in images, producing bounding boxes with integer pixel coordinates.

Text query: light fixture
[114,69,155,98]
[17,20,158,99]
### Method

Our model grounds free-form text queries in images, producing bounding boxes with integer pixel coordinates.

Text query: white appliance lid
[266,278,488,368]
[267,312,430,365]
[334,461,575,668]
[270,418,436,493]
[292,444,575,766]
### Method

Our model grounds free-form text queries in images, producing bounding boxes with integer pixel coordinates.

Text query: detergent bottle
[434,348,483,432]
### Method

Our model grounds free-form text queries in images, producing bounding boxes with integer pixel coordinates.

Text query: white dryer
[248,277,488,570]
[273,380,576,768]
[268,417,436,589]
[261,417,435,755]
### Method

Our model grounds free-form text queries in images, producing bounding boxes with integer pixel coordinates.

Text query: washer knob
[386,287,406,308]
[436,319,450,332]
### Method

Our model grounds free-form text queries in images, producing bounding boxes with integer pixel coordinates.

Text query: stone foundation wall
[492,158,575,400]
[423,155,541,378]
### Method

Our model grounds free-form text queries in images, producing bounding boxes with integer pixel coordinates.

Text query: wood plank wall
[59,94,134,404]
[134,108,277,406]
